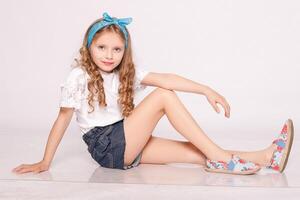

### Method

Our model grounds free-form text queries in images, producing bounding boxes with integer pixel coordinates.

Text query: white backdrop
[0,0,299,144]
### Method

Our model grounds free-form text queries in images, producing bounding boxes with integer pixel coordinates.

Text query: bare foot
[262,144,277,167]
[207,151,233,162]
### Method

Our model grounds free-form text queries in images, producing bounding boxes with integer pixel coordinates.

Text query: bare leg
[124,88,265,166]
[140,136,275,167]
[226,144,276,166]
[161,89,232,161]
[140,136,207,165]
[161,89,275,165]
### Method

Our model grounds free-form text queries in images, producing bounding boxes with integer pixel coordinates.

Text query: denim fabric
[82,119,142,170]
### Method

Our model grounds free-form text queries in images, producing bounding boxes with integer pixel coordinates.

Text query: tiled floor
[1,126,299,199]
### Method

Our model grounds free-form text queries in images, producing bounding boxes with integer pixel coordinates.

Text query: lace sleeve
[59,68,86,110]
[134,67,149,92]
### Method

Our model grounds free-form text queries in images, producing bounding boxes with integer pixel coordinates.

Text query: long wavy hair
[74,17,136,118]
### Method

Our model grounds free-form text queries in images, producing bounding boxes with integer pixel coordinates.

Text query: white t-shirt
[59,66,149,135]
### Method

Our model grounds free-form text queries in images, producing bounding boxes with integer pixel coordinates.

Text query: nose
[105,49,113,60]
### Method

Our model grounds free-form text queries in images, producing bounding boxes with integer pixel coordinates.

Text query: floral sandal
[205,155,261,175]
[267,119,294,172]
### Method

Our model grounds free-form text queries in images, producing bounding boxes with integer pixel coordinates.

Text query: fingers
[206,90,231,118]
[33,169,42,174]
[208,99,220,113]
[12,164,38,174]
[12,161,49,175]
[214,103,220,113]
[12,164,26,172]
[218,98,230,118]
[17,167,35,174]
[210,97,230,118]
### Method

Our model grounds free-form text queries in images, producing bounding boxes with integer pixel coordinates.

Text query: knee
[150,88,177,110]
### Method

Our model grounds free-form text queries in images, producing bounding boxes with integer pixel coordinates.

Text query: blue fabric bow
[87,12,132,48]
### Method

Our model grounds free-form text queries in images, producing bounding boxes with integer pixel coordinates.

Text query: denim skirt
[82,119,142,170]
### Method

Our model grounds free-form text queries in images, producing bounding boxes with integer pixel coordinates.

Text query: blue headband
[87,12,132,48]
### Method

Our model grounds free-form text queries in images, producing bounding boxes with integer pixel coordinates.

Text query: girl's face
[89,31,125,74]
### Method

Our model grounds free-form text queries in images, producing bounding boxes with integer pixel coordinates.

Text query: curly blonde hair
[74,17,137,118]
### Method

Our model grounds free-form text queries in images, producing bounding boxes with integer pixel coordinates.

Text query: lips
[102,61,114,65]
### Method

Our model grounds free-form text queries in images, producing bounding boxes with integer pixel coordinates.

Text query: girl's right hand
[12,161,50,174]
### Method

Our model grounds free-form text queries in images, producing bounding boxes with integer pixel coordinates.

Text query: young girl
[12,12,294,175]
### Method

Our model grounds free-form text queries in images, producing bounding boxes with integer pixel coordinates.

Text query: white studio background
[0,0,299,146]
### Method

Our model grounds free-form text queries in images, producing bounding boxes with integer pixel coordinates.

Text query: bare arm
[142,72,231,118]
[42,107,74,165]
[141,72,210,95]
[12,107,74,174]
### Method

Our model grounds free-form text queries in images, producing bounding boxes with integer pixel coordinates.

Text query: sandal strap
[206,155,258,172]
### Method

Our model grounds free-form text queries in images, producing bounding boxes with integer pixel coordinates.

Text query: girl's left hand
[204,87,231,118]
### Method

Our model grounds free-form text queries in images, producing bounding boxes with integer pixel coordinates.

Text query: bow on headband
[87,12,132,48]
